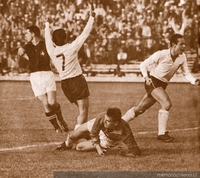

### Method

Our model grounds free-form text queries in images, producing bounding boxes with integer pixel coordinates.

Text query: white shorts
[87,118,118,149]
[30,71,56,97]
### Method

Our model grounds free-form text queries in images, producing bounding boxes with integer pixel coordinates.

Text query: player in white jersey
[122,34,200,142]
[44,10,96,130]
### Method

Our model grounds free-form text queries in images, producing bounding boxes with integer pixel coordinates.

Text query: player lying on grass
[122,33,200,142]
[56,107,141,157]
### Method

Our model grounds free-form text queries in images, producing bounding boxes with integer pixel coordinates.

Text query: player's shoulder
[120,118,131,127]
[38,40,46,46]
[150,49,168,58]
[96,112,106,120]
[157,49,169,55]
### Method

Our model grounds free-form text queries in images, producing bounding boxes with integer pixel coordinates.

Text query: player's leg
[61,75,90,130]
[56,122,89,150]
[30,72,62,133]
[76,140,95,151]
[46,72,69,132]
[151,87,174,142]
[74,97,89,130]
[122,93,156,122]
[38,94,62,133]
[47,91,68,132]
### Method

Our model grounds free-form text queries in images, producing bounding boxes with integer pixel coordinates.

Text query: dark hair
[170,34,183,47]
[52,29,67,46]
[106,107,122,122]
[27,26,40,38]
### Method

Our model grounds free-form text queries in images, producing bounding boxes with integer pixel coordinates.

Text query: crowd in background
[0,0,199,75]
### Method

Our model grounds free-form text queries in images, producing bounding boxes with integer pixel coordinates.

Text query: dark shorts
[145,76,168,96]
[61,75,90,103]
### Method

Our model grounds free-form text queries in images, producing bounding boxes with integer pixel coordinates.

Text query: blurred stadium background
[0,0,200,77]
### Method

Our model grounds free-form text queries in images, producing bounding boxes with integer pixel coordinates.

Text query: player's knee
[76,143,87,151]
[79,109,88,119]
[161,100,172,110]
[48,99,57,107]
[135,108,145,116]
[76,144,83,151]
[41,101,51,111]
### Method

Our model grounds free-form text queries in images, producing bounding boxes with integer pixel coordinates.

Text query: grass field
[0,80,199,178]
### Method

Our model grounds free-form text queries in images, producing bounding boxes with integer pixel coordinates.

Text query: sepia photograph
[0,0,200,177]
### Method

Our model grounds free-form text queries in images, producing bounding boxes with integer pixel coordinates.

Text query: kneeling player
[56,107,141,157]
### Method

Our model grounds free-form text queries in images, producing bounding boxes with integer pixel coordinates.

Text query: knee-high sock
[122,107,135,122]
[46,111,60,130]
[54,104,64,122]
[54,103,68,131]
[158,109,169,135]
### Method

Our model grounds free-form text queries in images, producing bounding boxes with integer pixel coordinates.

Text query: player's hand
[145,76,152,86]
[42,16,52,24]
[195,79,200,86]
[18,47,25,56]
[96,144,106,156]
[90,10,96,18]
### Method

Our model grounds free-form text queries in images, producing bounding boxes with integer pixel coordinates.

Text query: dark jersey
[24,41,51,73]
[90,113,138,153]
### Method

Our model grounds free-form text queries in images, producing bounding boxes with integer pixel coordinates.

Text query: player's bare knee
[42,102,51,111]
[76,144,85,151]
[161,101,172,110]
[135,108,145,116]
[79,110,88,119]
[48,100,57,107]
[76,144,82,151]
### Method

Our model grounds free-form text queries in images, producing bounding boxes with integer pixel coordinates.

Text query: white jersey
[45,16,94,80]
[140,49,196,84]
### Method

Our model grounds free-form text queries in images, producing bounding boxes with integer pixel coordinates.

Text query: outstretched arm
[181,56,199,85]
[44,19,55,57]
[71,10,96,51]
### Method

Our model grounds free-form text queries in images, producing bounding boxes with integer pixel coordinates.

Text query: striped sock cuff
[45,112,56,120]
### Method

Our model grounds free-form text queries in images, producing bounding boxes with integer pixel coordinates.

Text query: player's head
[170,33,185,55]
[27,26,40,37]
[170,34,183,46]
[25,26,40,42]
[104,107,122,129]
[52,29,67,46]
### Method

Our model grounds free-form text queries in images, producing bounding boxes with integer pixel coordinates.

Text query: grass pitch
[0,80,199,178]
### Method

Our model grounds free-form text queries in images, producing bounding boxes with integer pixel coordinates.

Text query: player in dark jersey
[56,107,141,157]
[18,25,68,133]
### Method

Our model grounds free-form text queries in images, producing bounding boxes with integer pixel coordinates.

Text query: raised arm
[44,20,55,57]
[70,10,96,51]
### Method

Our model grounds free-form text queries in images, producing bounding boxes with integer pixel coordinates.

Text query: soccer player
[56,107,141,157]
[122,34,200,142]
[18,25,68,133]
[44,10,96,130]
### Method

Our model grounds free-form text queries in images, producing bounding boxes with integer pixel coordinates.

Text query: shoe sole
[55,147,71,151]
[55,129,62,133]
[55,145,73,151]
[158,138,175,142]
